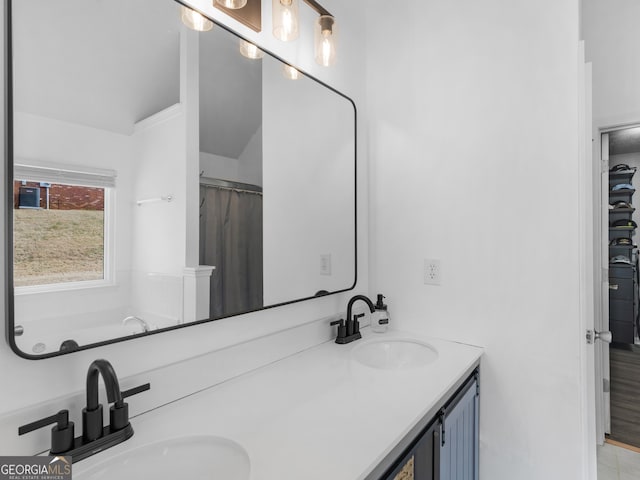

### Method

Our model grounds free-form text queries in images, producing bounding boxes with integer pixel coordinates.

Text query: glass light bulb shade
[239,39,264,59]
[272,0,299,42]
[216,0,248,9]
[314,15,336,67]
[181,6,213,32]
[282,64,301,80]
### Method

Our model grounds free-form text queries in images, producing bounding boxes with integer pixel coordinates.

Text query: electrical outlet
[424,259,441,285]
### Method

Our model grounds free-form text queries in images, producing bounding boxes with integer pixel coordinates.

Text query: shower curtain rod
[199,176,263,195]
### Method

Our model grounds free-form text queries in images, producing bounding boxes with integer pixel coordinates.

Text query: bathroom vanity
[379,371,479,480]
[68,329,481,480]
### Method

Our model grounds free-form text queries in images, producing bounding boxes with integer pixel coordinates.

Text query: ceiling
[199,25,262,159]
[12,0,261,159]
[609,126,640,156]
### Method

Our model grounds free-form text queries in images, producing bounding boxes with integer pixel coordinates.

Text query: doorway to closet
[602,125,640,449]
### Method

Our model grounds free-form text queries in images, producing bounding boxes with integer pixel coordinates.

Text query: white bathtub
[14,308,178,355]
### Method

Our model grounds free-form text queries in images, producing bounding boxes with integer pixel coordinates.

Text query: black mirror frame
[4,0,357,359]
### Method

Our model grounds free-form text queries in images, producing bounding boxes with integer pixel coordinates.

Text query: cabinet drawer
[609,278,635,300]
[609,210,634,225]
[609,229,634,242]
[611,320,635,344]
[610,265,636,279]
[609,298,635,321]
[609,245,634,259]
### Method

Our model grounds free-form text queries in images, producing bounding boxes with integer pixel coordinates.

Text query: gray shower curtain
[199,186,263,318]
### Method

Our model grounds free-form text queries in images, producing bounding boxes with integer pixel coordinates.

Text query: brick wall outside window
[13,181,104,210]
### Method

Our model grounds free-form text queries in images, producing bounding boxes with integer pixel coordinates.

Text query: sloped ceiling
[13,0,181,135]
[12,0,262,159]
[198,25,261,159]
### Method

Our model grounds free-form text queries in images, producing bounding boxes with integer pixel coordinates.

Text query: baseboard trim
[605,437,640,454]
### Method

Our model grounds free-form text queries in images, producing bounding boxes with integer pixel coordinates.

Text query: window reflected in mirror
[13,181,106,287]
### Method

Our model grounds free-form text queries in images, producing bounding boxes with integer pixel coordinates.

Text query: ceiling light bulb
[216,0,248,9]
[282,64,301,80]
[272,0,299,42]
[240,39,264,59]
[314,15,336,67]
[181,6,213,32]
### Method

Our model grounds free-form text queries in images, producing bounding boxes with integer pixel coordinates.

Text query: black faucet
[19,359,150,463]
[331,294,376,344]
[83,359,127,442]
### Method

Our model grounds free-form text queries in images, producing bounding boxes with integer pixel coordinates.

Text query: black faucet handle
[330,319,347,339]
[18,410,75,454]
[19,409,69,435]
[110,383,151,432]
[352,313,365,335]
[122,383,151,400]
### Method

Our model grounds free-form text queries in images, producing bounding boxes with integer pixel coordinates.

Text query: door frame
[594,122,640,444]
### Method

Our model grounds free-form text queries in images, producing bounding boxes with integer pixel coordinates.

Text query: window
[13,162,116,289]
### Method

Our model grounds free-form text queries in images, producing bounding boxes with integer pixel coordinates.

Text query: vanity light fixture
[273,0,337,67]
[315,14,336,67]
[272,0,300,41]
[215,0,248,9]
[180,5,214,32]
[239,39,265,59]
[282,64,301,80]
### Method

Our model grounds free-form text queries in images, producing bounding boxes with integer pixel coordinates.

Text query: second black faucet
[331,295,376,344]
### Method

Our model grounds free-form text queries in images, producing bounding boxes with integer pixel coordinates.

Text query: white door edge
[578,42,597,480]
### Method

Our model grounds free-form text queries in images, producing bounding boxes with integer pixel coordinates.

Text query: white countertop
[73,328,482,480]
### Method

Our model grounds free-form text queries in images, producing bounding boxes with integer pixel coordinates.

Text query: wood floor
[610,344,640,447]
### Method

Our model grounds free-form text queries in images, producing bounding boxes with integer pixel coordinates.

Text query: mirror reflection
[8,0,356,357]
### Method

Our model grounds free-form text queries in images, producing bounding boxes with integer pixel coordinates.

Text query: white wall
[200,126,263,187]
[0,0,367,423]
[262,55,356,304]
[237,125,263,187]
[583,0,640,128]
[130,106,187,322]
[611,154,640,170]
[200,148,262,186]
[366,1,583,479]
[131,107,187,276]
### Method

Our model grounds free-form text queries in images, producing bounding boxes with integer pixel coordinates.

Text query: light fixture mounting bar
[301,0,332,17]
[213,0,262,32]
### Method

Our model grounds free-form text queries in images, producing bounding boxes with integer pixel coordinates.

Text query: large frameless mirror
[6,0,356,358]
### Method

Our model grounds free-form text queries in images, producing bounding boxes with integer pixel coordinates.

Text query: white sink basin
[75,435,250,480]
[352,338,438,370]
